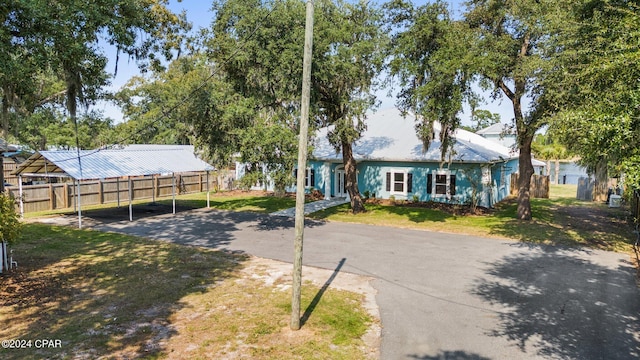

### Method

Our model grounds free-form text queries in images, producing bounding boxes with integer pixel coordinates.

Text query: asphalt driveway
[92,208,640,359]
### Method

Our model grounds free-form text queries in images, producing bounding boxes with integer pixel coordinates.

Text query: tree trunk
[1,93,8,140]
[554,159,560,185]
[517,133,535,220]
[341,140,365,213]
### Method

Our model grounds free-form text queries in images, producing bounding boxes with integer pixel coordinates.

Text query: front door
[335,169,347,198]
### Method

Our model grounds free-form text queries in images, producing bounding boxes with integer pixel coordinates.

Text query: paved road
[92,208,640,359]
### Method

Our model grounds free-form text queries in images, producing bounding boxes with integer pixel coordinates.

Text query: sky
[95,0,518,128]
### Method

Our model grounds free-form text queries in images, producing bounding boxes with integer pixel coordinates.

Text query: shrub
[363,190,370,200]
[0,193,21,245]
[389,195,396,205]
[412,194,419,203]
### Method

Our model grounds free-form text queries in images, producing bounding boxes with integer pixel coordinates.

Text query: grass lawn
[0,224,374,359]
[156,190,298,213]
[309,185,634,252]
[23,190,297,219]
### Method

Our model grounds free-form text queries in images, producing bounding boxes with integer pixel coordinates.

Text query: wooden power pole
[291,0,315,331]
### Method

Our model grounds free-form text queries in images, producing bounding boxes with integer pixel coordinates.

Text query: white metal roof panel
[13,148,214,180]
[312,108,517,163]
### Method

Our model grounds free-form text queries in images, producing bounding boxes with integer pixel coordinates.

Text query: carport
[12,146,215,228]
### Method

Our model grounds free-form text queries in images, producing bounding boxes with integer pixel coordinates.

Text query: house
[475,122,548,177]
[301,108,521,208]
[475,122,517,149]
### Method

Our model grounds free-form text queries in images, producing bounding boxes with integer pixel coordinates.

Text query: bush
[0,193,21,245]
[389,195,396,205]
[363,190,370,200]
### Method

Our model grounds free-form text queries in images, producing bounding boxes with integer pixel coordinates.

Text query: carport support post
[18,175,24,218]
[206,171,210,208]
[172,173,176,214]
[77,178,82,229]
[128,176,133,222]
[291,0,314,331]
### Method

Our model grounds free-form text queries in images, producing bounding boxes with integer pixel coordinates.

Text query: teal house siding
[307,159,520,206]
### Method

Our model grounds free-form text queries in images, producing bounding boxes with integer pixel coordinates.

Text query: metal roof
[475,122,515,135]
[312,108,518,163]
[13,148,215,180]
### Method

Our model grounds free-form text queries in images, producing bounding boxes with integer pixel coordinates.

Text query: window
[294,168,315,187]
[428,171,456,197]
[386,171,413,195]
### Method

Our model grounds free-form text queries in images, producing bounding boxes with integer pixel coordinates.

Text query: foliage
[0,193,21,245]
[388,0,552,220]
[0,0,189,148]
[531,133,569,161]
[542,0,640,190]
[205,0,385,210]
[386,0,473,158]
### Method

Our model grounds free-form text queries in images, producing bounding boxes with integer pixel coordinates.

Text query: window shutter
[407,173,413,193]
[386,172,391,192]
[310,169,315,187]
[294,169,298,179]
[427,174,432,195]
[450,175,456,195]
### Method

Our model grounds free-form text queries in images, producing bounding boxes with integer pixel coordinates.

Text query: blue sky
[95,0,517,127]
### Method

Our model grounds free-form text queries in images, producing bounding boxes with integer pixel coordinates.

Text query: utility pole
[291,0,314,331]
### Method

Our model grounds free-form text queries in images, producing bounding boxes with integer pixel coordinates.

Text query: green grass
[24,190,297,218]
[310,184,634,252]
[0,223,374,359]
[156,191,297,213]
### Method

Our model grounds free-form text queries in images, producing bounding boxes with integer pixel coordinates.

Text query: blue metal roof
[13,147,215,180]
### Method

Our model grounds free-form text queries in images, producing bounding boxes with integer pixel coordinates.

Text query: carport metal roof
[13,148,214,180]
[12,147,215,229]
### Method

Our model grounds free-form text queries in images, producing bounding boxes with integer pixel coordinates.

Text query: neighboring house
[475,123,547,176]
[239,108,523,208]
[548,161,588,185]
[475,122,517,150]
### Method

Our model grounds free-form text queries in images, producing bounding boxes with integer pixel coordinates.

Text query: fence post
[99,179,104,205]
[49,183,54,210]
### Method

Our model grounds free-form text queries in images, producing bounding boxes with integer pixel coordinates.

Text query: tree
[387,0,473,160]
[531,133,569,184]
[541,0,640,193]
[1,0,190,149]
[313,0,386,213]
[388,0,550,220]
[207,0,385,211]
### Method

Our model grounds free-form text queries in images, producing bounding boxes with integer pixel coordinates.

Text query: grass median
[0,224,375,359]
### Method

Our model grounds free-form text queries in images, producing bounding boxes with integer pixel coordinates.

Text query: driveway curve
[92,208,640,359]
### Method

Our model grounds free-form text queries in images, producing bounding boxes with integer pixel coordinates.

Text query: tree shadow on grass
[472,245,640,359]
[0,223,249,359]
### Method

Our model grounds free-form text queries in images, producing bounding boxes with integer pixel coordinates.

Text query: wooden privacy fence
[6,172,225,214]
[510,173,550,198]
[631,190,640,223]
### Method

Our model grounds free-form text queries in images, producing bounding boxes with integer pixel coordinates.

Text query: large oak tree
[388,0,551,220]
[207,0,385,211]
